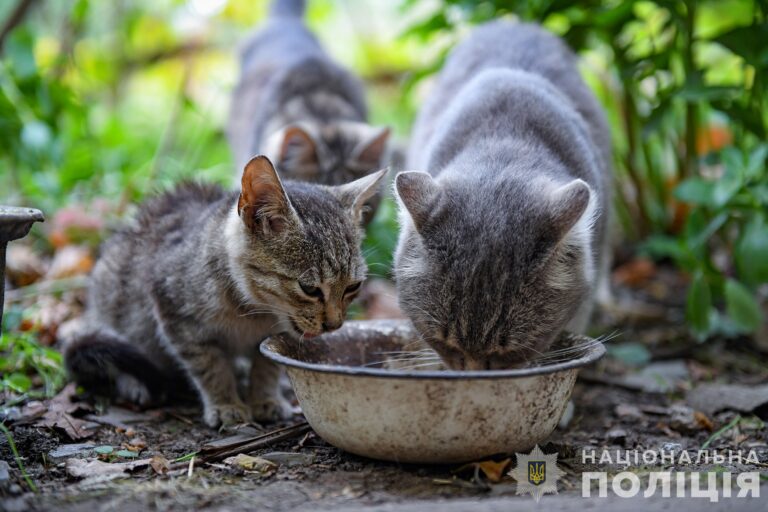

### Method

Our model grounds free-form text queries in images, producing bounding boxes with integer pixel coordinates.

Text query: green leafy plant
[1,309,66,398]
[644,145,767,338]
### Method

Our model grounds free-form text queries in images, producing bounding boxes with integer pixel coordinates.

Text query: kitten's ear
[395,171,438,231]
[549,179,592,240]
[350,126,390,168]
[238,155,295,236]
[279,125,319,171]
[335,168,388,223]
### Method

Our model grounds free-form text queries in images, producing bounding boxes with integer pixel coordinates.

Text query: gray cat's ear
[395,171,438,231]
[350,126,390,168]
[335,168,388,223]
[279,125,319,171]
[238,155,295,236]
[549,179,592,240]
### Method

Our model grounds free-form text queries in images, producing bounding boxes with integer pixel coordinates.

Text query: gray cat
[395,21,612,370]
[64,156,385,427]
[227,0,389,222]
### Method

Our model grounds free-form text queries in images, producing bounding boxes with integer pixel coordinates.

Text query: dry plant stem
[683,0,698,179]
[621,86,651,236]
[171,422,311,469]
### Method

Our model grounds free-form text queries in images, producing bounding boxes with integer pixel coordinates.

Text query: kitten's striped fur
[65,157,385,427]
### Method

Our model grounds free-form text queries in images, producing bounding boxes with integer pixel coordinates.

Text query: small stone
[605,428,627,444]
[661,442,683,454]
[128,438,147,449]
[558,400,575,429]
[260,451,315,467]
[614,404,642,419]
[0,460,11,482]
[48,443,96,461]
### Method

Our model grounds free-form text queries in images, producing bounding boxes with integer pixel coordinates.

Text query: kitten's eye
[345,282,362,295]
[299,282,323,298]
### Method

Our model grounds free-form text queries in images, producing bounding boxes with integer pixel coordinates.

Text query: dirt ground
[1,267,767,511]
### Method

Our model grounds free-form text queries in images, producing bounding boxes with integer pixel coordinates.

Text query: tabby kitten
[227,0,389,222]
[395,21,612,370]
[65,156,385,427]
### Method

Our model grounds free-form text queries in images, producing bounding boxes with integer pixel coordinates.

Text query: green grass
[0,422,38,493]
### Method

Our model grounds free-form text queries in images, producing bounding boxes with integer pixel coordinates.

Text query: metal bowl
[0,206,44,329]
[261,319,604,464]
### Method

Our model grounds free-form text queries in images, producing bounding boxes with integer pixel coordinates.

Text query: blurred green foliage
[1,306,65,398]
[0,0,766,341]
[401,0,767,339]
[645,144,768,338]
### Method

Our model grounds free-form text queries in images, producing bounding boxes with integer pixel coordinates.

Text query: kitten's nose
[322,320,342,332]
[464,359,486,371]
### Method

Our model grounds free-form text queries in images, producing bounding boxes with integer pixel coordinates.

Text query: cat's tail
[63,325,168,406]
[269,0,305,18]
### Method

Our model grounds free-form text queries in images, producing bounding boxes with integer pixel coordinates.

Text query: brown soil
[1,270,767,511]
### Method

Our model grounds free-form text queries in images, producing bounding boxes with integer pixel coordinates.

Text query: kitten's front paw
[204,402,252,428]
[249,397,299,423]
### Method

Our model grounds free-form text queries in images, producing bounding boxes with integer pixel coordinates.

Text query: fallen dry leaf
[224,453,277,474]
[5,244,46,286]
[149,455,170,475]
[694,411,715,432]
[26,295,76,346]
[66,457,150,480]
[455,458,511,483]
[32,383,97,440]
[84,407,153,430]
[46,245,93,280]
[127,437,147,450]
[477,459,511,483]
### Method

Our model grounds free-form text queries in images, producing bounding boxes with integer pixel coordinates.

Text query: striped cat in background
[228,0,390,223]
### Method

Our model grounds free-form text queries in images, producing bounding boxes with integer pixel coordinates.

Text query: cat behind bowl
[394,21,612,371]
[64,156,386,427]
[227,0,390,222]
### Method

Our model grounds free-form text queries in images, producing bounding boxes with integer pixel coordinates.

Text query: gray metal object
[261,319,605,464]
[0,206,44,330]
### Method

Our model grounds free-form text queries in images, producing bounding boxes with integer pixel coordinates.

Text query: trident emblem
[528,461,546,486]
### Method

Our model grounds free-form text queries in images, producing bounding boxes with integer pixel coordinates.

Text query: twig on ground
[172,421,311,470]
[166,410,195,425]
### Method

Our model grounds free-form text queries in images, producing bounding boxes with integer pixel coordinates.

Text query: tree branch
[0,0,38,53]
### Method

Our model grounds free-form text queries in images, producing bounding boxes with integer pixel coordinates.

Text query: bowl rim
[259,321,606,380]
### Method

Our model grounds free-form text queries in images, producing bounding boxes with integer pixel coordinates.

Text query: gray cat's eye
[299,282,323,298]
